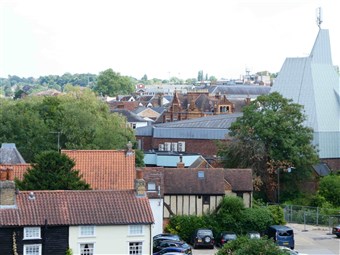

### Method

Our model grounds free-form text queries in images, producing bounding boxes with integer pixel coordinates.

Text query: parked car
[266,225,295,249]
[191,228,215,249]
[332,225,340,237]
[153,233,181,241]
[215,231,237,247]
[247,231,261,239]
[153,240,192,254]
[153,247,188,255]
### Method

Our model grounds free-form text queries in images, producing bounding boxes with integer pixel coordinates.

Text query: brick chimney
[0,167,16,207]
[135,169,146,197]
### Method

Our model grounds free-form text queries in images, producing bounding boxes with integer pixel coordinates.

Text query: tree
[318,174,340,207]
[0,88,137,163]
[217,92,319,202]
[197,70,203,81]
[94,68,135,96]
[16,151,90,190]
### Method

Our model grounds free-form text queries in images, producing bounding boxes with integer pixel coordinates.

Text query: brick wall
[321,158,340,171]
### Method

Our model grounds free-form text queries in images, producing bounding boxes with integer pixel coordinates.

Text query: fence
[281,204,340,230]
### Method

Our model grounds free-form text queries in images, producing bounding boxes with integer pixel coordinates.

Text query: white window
[129,225,143,235]
[24,227,41,240]
[80,226,95,237]
[147,182,156,191]
[129,242,142,255]
[80,243,94,255]
[24,244,42,255]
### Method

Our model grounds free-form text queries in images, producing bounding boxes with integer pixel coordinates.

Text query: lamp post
[277,167,294,204]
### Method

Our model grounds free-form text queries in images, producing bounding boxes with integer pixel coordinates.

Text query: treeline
[0,73,98,97]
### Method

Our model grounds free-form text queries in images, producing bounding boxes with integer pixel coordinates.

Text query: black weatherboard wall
[0,226,69,255]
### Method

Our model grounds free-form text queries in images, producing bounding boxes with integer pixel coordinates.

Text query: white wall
[69,224,152,255]
[149,198,164,237]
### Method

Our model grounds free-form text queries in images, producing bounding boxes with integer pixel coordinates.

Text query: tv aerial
[316,7,323,29]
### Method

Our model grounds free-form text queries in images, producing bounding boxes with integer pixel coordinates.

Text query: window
[198,171,205,179]
[129,225,143,235]
[24,227,41,239]
[80,243,94,255]
[203,195,210,205]
[147,182,156,191]
[129,242,142,255]
[80,226,95,237]
[24,244,41,255]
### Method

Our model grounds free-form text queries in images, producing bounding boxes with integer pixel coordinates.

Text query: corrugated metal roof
[271,29,340,158]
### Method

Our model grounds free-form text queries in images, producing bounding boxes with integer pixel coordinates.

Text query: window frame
[129,241,143,255]
[128,225,143,236]
[23,244,42,255]
[147,182,156,191]
[23,227,41,240]
[79,243,95,255]
[79,225,96,237]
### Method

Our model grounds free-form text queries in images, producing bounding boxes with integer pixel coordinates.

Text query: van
[266,225,295,249]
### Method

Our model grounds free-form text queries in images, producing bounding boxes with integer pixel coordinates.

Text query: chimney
[177,154,185,168]
[0,167,16,207]
[126,141,134,156]
[135,169,146,197]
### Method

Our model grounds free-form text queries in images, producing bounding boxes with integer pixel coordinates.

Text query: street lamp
[277,167,294,204]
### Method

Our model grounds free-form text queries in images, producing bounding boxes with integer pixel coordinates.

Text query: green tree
[216,236,287,255]
[217,92,318,202]
[318,174,340,207]
[0,88,137,163]
[94,68,134,96]
[16,151,90,190]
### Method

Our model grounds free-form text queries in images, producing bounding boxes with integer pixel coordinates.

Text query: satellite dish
[316,7,323,29]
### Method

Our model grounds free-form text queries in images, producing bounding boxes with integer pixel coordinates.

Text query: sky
[1,0,339,80]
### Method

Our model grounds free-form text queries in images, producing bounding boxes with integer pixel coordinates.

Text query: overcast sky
[1,0,339,80]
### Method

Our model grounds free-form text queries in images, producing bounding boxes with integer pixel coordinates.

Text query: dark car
[191,228,215,249]
[215,231,237,247]
[266,225,295,249]
[153,240,192,254]
[332,225,340,237]
[153,233,181,241]
[153,247,188,255]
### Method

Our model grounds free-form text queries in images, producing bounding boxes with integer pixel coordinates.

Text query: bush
[216,236,287,255]
[240,207,274,235]
[268,205,286,225]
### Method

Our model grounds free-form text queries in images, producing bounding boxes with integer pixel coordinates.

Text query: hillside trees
[94,68,135,96]
[0,88,137,163]
[217,92,319,202]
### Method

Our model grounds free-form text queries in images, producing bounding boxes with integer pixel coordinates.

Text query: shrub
[268,205,286,225]
[216,236,287,255]
[240,207,274,235]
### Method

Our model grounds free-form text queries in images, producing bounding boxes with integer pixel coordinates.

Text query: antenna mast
[316,7,323,29]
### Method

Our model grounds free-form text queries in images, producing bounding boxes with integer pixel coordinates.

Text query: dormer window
[219,105,230,113]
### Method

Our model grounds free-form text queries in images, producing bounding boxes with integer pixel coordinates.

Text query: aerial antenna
[316,7,323,29]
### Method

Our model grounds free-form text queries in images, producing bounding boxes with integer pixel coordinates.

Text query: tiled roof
[3,164,31,180]
[61,150,135,190]
[141,167,253,195]
[0,189,154,226]
[224,168,253,191]
[112,109,148,122]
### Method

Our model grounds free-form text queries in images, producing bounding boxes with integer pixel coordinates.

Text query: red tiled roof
[62,150,135,190]
[0,189,154,226]
[2,164,31,180]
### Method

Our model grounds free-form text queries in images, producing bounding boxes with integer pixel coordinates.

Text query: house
[0,168,154,255]
[133,106,165,122]
[141,167,253,229]
[111,109,152,129]
[271,28,340,170]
